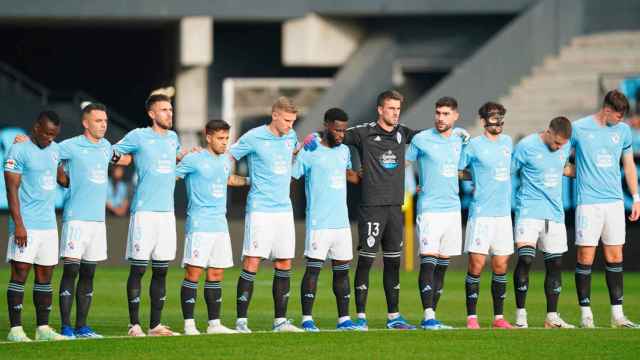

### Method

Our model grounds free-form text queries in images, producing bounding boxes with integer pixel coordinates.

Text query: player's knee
[33,265,54,283]
[206,268,224,282]
[576,246,596,265]
[603,246,623,263]
[129,264,147,278]
[243,256,261,273]
[274,259,292,271]
[10,264,30,283]
[184,266,203,282]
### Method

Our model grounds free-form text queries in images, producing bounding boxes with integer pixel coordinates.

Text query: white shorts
[182,232,234,269]
[6,228,59,266]
[575,201,625,246]
[60,221,107,262]
[416,211,462,257]
[126,211,177,261]
[243,211,295,260]
[514,218,567,254]
[464,216,514,256]
[305,227,353,261]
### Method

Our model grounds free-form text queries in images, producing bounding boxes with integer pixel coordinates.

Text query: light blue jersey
[4,140,60,230]
[176,151,231,233]
[292,143,351,229]
[113,127,181,213]
[512,133,570,223]
[229,125,298,213]
[58,135,112,222]
[571,116,633,205]
[406,128,464,213]
[458,134,513,218]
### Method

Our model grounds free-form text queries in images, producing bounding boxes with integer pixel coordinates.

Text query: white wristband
[633,193,640,203]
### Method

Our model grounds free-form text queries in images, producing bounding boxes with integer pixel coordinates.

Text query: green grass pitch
[1,267,639,359]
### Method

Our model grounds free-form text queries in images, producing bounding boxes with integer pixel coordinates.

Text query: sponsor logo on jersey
[374,136,381,142]
[396,132,402,144]
[379,150,398,169]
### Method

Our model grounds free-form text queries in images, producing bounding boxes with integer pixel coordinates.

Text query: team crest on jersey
[311,242,318,250]
[4,158,16,170]
[169,139,177,148]
[367,236,375,247]
[373,136,381,142]
[285,139,294,150]
[396,132,402,144]
[51,152,59,163]
[67,241,75,250]
[611,133,620,144]
[193,250,199,258]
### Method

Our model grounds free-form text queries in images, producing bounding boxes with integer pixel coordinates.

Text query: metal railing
[0,61,50,105]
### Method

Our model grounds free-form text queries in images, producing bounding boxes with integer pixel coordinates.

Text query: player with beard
[459,102,514,329]
[406,97,466,330]
[113,93,189,337]
[293,108,362,331]
[304,91,468,330]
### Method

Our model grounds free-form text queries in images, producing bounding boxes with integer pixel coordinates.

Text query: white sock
[338,316,351,324]
[494,315,504,320]
[516,308,527,317]
[580,306,593,319]
[274,317,287,326]
[208,319,221,327]
[357,313,367,320]
[237,317,248,324]
[467,315,477,319]
[424,308,435,320]
[184,318,196,327]
[37,325,50,330]
[387,312,400,320]
[302,315,313,323]
[546,312,558,320]
[611,304,624,320]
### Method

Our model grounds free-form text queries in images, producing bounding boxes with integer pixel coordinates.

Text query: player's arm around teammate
[5,112,65,342]
[230,97,302,333]
[511,117,575,329]
[459,102,514,329]
[176,120,248,335]
[405,97,465,330]
[294,108,362,331]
